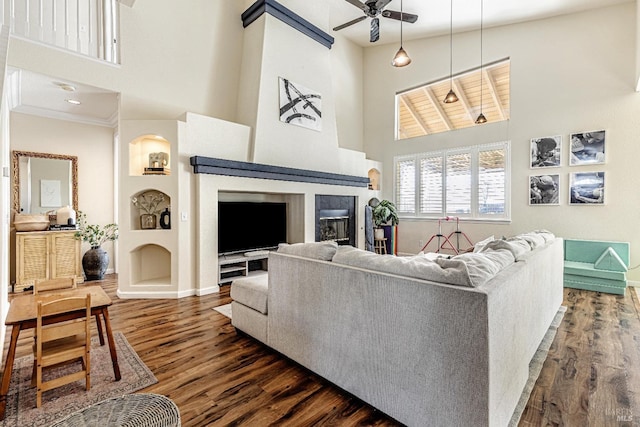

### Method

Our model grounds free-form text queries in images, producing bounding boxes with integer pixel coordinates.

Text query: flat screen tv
[218,201,287,255]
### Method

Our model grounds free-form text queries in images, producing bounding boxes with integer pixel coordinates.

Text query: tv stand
[218,252,269,285]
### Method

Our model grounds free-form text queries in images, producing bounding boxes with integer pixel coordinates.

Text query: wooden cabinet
[12,231,83,292]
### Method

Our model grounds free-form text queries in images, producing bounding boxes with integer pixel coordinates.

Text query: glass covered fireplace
[319,210,349,243]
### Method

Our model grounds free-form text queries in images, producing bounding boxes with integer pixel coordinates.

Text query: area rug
[1,332,157,427]
[508,306,567,427]
[213,303,232,319]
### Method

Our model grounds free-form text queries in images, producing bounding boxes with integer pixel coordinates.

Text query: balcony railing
[2,0,119,64]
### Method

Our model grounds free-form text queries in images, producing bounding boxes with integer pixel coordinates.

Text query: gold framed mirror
[11,150,78,214]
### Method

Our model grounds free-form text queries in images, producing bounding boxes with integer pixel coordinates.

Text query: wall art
[279,77,322,132]
[529,174,560,205]
[40,179,61,207]
[530,135,561,168]
[569,171,605,205]
[570,130,605,165]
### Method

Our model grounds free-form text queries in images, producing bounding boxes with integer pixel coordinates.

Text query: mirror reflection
[11,151,78,214]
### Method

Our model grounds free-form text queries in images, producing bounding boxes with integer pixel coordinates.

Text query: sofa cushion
[564,261,626,281]
[482,238,530,261]
[333,246,514,288]
[594,247,628,272]
[435,248,515,287]
[277,241,338,261]
[333,246,476,287]
[473,235,495,253]
[230,274,269,314]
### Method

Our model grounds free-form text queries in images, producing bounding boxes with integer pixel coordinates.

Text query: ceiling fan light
[475,112,487,124]
[392,46,411,67]
[443,89,459,103]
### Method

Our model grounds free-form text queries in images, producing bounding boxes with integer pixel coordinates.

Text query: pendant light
[443,0,458,103]
[392,0,411,67]
[475,0,487,124]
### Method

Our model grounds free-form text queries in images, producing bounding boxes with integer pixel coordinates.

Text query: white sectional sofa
[231,231,564,427]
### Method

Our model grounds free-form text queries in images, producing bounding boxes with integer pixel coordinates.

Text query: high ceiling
[328,0,632,46]
[9,0,631,125]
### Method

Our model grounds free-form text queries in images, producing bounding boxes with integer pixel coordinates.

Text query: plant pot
[82,246,109,281]
[140,214,157,229]
[374,228,385,240]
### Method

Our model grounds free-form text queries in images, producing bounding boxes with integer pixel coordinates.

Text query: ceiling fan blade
[344,0,368,12]
[381,10,418,23]
[374,0,393,10]
[333,15,367,32]
[370,17,380,42]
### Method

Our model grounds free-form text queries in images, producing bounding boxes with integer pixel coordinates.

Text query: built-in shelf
[129,134,171,177]
[218,253,269,285]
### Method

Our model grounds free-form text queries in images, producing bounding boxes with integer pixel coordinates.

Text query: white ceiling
[9,0,631,125]
[328,0,632,46]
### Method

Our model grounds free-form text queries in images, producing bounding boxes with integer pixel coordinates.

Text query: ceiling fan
[333,0,418,43]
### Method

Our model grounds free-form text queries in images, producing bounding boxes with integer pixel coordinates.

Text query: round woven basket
[50,393,181,427]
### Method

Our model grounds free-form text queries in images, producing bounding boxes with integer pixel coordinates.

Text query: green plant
[74,211,118,249]
[372,200,399,227]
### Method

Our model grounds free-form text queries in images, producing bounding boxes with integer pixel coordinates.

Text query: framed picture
[529,174,560,205]
[530,135,561,168]
[569,172,605,205]
[40,179,61,207]
[569,130,605,165]
[278,77,322,132]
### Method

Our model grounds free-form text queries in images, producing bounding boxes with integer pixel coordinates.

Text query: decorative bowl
[13,214,50,232]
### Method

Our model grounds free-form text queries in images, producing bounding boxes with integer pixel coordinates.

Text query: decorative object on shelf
[74,211,118,281]
[372,199,399,240]
[132,191,165,230]
[12,213,50,232]
[148,152,169,168]
[160,207,171,229]
[56,205,76,225]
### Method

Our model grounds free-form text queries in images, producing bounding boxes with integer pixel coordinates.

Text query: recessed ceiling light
[65,99,81,105]
[55,82,76,92]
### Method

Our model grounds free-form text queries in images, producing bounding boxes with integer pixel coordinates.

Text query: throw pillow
[277,241,338,261]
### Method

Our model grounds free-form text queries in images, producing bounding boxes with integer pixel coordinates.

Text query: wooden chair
[33,295,91,408]
[34,277,77,294]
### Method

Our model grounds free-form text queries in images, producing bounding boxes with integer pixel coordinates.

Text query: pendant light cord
[479,0,483,111]
[400,0,404,47]
[449,0,453,88]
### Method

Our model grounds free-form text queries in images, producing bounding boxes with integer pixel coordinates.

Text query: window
[394,141,510,220]
[396,59,510,139]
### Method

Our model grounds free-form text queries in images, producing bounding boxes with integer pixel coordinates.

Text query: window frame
[394,141,511,222]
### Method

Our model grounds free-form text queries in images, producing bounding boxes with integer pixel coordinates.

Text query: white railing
[2,0,119,64]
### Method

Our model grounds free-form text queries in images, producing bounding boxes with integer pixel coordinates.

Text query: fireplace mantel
[190,156,370,188]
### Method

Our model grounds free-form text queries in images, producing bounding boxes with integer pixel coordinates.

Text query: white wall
[10,113,116,271]
[363,3,640,281]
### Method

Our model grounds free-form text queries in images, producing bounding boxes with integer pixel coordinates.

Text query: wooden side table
[374,238,387,254]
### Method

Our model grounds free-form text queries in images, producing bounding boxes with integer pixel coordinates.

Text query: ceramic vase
[82,246,109,281]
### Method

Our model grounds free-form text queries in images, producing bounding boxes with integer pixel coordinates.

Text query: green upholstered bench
[564,239,629,295]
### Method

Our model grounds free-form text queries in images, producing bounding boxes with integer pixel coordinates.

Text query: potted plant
[74,211,118,280]
[372,199,399,240]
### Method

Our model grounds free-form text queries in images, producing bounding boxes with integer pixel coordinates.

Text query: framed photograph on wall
[529,174,560,205]
[530,135,561,168]
[569,130,605,166]
[569,172,605,205]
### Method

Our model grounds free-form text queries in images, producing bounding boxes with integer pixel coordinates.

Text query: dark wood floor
[4,278,640,426]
